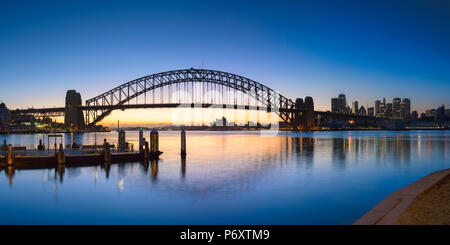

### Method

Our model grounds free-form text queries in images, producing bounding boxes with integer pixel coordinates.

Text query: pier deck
[0,148,162,169]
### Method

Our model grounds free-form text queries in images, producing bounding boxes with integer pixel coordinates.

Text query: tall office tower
[400,101,406,120]
[338,94,347,113]
[411,111,418,121]
[375,100,381,117]
[402,98,411,120]
[383,98,386,105]
[331,98,339,113]
[367,107,375,117]
[393,98,401,119]
[352,101,359,114]
[359,105,367,116]
[380,103,386,117]
[437,105,446,121]
[386,103,393,118]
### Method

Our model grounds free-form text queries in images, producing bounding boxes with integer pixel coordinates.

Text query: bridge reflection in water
[2,131,447,186]
[0,130,448,225]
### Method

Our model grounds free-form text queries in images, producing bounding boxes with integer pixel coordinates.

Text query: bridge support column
[65,90,85,130]
[293,96,315,131]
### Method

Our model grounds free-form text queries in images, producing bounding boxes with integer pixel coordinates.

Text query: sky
[0,0,449,125]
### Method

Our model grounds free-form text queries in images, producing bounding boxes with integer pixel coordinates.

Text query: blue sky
[0,0,449,114]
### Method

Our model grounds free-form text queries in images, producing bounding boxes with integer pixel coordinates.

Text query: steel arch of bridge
[85,68,297,128]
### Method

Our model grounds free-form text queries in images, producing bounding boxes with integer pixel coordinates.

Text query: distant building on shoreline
[0,103,10,129]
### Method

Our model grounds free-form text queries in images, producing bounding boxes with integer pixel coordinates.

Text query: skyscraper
[331,94,348,113]
[411,110,418,121]
[386,103,393,118]
[331,98,339,113]
[393,98,401,119]
[338,94,347,114]
[380,103,386,117]
[359,105,366,116]
[367,107,375,117]
[402,98,411,120]
[352,101,359,114]
[375,100,381,117]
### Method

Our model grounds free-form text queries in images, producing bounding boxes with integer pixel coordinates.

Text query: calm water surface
[0,130,449,224]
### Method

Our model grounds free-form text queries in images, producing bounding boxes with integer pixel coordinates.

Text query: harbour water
[0,130,448,224]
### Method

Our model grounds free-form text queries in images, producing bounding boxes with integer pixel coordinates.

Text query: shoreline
[354,168,450,225]
[1,128,449,135]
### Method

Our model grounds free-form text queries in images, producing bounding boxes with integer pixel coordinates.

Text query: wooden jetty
[0,149,162,170]
[0,129,179,171]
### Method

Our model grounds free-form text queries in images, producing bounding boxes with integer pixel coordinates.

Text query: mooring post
[181,129,186,156]
[139,129,144,153]
[118,129,126,150]
[7,165,14,185]
[57,163,64,182]
[150,129,159,155]
[57,143,65,165]
[7,144,14,166]
[151,159,158,181]
[144,141,149,159]
[104,142,111,164]
[181,156,186,179]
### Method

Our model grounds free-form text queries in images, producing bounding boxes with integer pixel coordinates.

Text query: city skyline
[1,0,449,122]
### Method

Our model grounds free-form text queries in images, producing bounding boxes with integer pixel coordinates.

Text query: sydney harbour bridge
[10,68,379,131]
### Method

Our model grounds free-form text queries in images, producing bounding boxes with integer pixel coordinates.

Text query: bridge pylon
[292,96,315,131]
[65,90,85,130]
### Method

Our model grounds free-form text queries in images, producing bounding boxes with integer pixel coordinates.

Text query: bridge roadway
[11,103,380,121]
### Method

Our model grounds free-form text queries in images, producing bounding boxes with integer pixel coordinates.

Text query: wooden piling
[181,129,186,156]
[104,142,111,164]
[7,145,14,166]
[139,129,144,153]
[57,143,65,164]
[150,129,159,154]
[144,141,149,159]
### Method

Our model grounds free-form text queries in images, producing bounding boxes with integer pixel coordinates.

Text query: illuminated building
[375,100,381,117]
[352,101,359,114]
[393,98,401,119]
[401,98,411,120]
